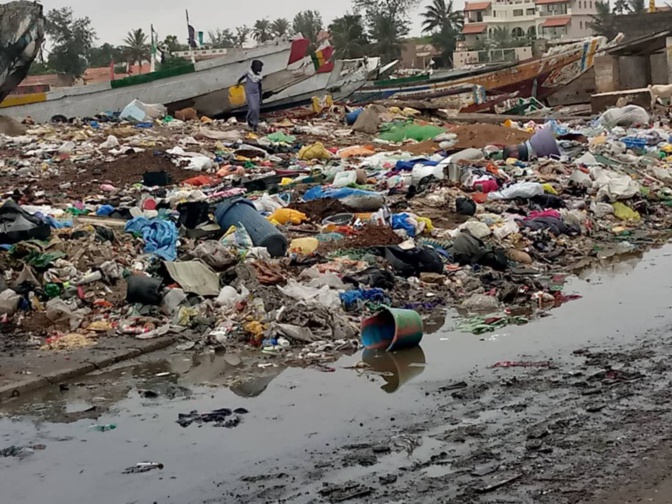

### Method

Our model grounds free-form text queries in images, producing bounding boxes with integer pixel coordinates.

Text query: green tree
[271,18,291,39]
[123,29,150,73]
[489,26,513,48]
[329,14,369,59]
[292,10,324,44]
[88,43,125,67]
[589,1,618,39]
[421,0,463,67]
[421,0,463,32]
[27,61,52,76]
[253,19,272,43]
[208,28,236,48]
[236,25,251,47]
[159,55,191,71]
[45,7,96,78]
[163,35,187,53]
[356,0,419,63]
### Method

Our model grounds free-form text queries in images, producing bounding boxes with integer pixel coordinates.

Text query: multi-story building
[455,0,597,65]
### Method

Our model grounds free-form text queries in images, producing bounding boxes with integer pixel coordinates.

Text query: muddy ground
[3,246,672,504]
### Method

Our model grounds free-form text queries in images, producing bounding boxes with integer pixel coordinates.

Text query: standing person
[237,60,263,131]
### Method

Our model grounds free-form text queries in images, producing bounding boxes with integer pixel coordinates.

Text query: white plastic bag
[120,99,167,122]
[597,105,650,128]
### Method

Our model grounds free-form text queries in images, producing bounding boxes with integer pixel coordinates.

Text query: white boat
[249,57,377,113]
[0,39,314,122]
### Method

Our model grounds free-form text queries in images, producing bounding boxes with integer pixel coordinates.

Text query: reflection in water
[362,346,426,393]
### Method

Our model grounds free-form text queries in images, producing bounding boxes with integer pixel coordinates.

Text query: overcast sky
[39,0,431,46]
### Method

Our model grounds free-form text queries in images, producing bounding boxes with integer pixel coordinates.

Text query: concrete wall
[548,68,596,106]
[594,55,620,93]
[651,53,669,85]
[619,56,650,89]
[612,11,672,40]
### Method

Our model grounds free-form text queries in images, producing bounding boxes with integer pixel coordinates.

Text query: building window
[590,0,593,7]
[580,20,583,28]
[512,26,525,37]
[579,0,583,7]
[513,8,523,15]
[526,7,535,15]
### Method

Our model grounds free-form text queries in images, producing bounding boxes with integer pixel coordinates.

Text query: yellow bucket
[228,85,246,107]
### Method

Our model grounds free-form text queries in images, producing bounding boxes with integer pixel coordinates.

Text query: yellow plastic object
[402,107,421,116]
[388,106,402,114]
[280,177,293,185]
[612,202,640,221]
[267,208,308,225]
[312,95,333,114]
[228,85,247,107]
[298,142,331,161]
[542,183,558,195]
[416,217,434,233]
[503,119,514,128]
[289,237,319,255]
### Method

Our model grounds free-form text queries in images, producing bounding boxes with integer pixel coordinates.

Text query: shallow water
[2,246,672,504]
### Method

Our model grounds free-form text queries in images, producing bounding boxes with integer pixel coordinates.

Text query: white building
[454,0,598,66]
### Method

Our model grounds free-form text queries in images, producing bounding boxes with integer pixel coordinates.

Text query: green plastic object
[44,283,62,298]
[265,131,296,144]
[379,122,445,143]
[360,306,424,351]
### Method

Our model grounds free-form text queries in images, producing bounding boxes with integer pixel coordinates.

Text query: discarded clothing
[125,217,178,261]
[384,245,444,277]
[340,288,388,309]
[521,216,578,236]
[0,201,51,244]
[177,407,249,428]
[455,198,476,216]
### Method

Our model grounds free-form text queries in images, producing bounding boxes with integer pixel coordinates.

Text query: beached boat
[256,57,377,113]
[0,39,313,122]
[0,1,44,103]
[351,36,610,104]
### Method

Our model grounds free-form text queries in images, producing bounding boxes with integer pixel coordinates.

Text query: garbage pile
[1,101,671,375]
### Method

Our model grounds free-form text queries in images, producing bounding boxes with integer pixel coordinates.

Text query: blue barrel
[346,108,363,125]
[215,198,288,257]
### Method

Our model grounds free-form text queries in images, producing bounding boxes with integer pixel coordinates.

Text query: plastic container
[289,237,319,255]
[620,137,647,150]
[333,170,358,188]
[228,85,246,107]
[322,213,354,226]
[215,198,287,257]
[360,306,424,351]
[346,108,363,125]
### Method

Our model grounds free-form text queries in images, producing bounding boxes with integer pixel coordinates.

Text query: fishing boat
[0,1,44,103]
[351,35,611,104]
[0,38,315,122]
[256,57,376,113]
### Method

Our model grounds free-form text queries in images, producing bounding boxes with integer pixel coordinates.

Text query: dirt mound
[288,198,352,222]
[86,150,193,187]
[449,123,532,149]
[319,224,402,254]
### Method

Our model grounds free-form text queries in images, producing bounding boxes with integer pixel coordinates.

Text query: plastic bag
[597,105,650,128]
[298,142,332,161]
[267,208,307,225]
[120,99,167,122]
[379,123,445,143]
[612,201,640,221]
[488,182,544,201]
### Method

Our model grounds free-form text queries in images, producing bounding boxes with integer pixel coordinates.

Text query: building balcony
[539,8,572,16]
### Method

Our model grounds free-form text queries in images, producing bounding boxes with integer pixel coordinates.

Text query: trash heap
[1,101,671,371]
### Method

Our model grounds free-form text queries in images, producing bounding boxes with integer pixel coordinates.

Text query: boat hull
[351,37,606,104]
[0,40,309,122]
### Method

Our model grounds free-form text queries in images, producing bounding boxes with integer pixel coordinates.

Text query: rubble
[2,100,672,388]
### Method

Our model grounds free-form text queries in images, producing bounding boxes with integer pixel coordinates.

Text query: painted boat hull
[351,37,607,104]
[0,1,45,102]
[0,40,310,122]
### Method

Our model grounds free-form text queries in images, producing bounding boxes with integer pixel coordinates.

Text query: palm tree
[490,26,513,48]
[421,0,463,33]
[589,1,618,39]
[253,19,272,43]
[235,25,250,48]
[329,14,369,59]
[123,28,150,73]
[421,0,464,67]
[369,13,408,64]
[292,10,324,44]
[271,18,291,39]
[626,0,646,12]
